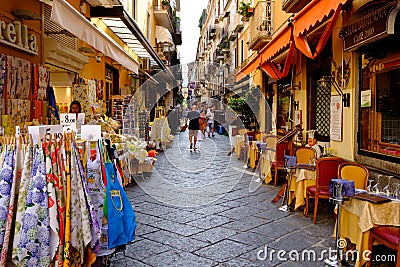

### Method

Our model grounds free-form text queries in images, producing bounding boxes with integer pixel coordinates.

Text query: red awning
[235,24,292,82]
[293,0,347,59]
[236,0,349,81]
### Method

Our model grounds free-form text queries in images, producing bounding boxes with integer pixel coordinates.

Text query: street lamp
[317,76,350,107]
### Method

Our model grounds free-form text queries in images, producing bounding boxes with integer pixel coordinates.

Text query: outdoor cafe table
[288,167,316,210]
[260,149,276,184]
[337,197,400,267]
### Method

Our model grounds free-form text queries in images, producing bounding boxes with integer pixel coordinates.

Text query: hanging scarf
[15,147,51,267]
[0,143,27,265]
[0,145,16,252]
[63,143,92,266]
[12,146,33,265]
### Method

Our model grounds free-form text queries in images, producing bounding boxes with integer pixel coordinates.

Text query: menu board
[330,95,342,141]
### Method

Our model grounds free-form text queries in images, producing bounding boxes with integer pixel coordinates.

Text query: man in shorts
[186,105,200,150]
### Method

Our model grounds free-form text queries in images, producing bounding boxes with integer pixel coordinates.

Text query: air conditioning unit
[140,58,151,70]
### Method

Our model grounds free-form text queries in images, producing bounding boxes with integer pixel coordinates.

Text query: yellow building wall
[330,15,355,161]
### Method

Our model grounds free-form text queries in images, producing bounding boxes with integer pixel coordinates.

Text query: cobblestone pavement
[113,131,343,266]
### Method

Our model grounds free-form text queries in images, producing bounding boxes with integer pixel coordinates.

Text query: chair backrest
[338,162,369,190]
[264,136,279,149]
[316,157,346,187]
[295,147,317,164]
[275,142,288,163]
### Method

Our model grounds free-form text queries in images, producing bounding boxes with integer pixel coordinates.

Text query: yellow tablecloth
[248,141,260,169]
[234,135,245,159]
[260,150,275,184]
[288,168,316,210]
[338,198,400,266]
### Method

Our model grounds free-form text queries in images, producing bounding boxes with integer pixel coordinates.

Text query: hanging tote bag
[104,161,136,249]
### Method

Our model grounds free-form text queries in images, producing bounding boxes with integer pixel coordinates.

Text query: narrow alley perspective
[113,129,338,267]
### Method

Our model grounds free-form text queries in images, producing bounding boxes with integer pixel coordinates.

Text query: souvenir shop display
[0,133,136,267]
[149,107,173,150]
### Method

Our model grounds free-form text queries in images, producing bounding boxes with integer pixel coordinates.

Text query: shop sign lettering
[339,1,398,51]
[0,19,38,55]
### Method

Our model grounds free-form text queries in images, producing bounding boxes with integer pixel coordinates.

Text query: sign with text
[28,125,64,144]
[330,96,343,141]
[339,1,398,51]
[60,113,77,125]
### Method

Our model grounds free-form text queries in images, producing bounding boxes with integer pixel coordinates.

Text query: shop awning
[236,24,292,82]
[156,26,174,44]
[51,0,139,73]
[236,0,350,81]
[293,0,348,59]
[91,6,168,70]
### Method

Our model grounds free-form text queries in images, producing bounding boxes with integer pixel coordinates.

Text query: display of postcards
[0,55,6,97]
[38,65,49,100]
[7,99,30,125]
[6,56,17,100]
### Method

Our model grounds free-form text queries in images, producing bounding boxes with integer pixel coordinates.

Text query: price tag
[28,125,64,144]
[63,124,77,133]
[60,113,77,125]
[81,125,101,141]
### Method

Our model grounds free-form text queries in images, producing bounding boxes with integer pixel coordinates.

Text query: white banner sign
[330,95,343,141]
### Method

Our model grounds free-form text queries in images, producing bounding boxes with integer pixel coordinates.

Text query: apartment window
[240,39,244,64]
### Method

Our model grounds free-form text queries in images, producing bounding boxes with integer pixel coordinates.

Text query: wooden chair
[271,142,288,186]
[305,157,346,224]
[295,146,317,164]
[337,162,369,190]
[367,226,400,267]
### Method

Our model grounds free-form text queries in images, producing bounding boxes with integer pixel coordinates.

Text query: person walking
[206,107,215,137]
[199,110,207,139]
[186,105,200,150]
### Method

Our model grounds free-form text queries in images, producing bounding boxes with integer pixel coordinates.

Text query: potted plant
[237,2,254,21]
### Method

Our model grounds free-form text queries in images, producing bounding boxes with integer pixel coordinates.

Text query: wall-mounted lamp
[317,76,350,107]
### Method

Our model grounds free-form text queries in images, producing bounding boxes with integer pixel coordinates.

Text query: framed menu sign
[330,95,342,141]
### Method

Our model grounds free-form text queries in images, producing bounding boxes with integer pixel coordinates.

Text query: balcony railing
[249,1,273,51]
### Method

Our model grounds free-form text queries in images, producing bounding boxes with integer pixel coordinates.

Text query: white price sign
[28,125,64,144]
[81,125,102,141]
[60,113,77,125]
[63,124,77,133]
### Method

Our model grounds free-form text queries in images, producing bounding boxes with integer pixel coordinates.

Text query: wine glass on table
[367,179,374,193]
[372,175,382,194]
[383,175,393,197]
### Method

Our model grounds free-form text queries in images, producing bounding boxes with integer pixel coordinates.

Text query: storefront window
[359,53,400,159]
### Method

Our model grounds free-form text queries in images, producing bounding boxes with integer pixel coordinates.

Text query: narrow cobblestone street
[115,131,338,266]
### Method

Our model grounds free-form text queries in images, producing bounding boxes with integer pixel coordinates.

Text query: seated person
[306,130,321,158]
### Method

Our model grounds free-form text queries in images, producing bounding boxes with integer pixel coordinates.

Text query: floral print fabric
[1,144,27,265]
[12,146,33,265]
[0,145,16,251]
[14,147,51,267]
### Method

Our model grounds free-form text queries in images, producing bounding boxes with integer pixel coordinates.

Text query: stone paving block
[218,257,267,267]
[228,231,273,247]
[135,222,160,236]
[218,206,258,220]
[187,214,233,230]
[268,231,322,252]
[221,216,268,232]
[135,212,163,224]
[109,255,150,266]
[150,219,204,236]
[141,249,217,267]
[194,239,256,262]
[124,238,171,261]
[157,209,207,223]
[250,218,299,238]
[192,204,233,215]
[191,227,239,244]
[143,230,209,252]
